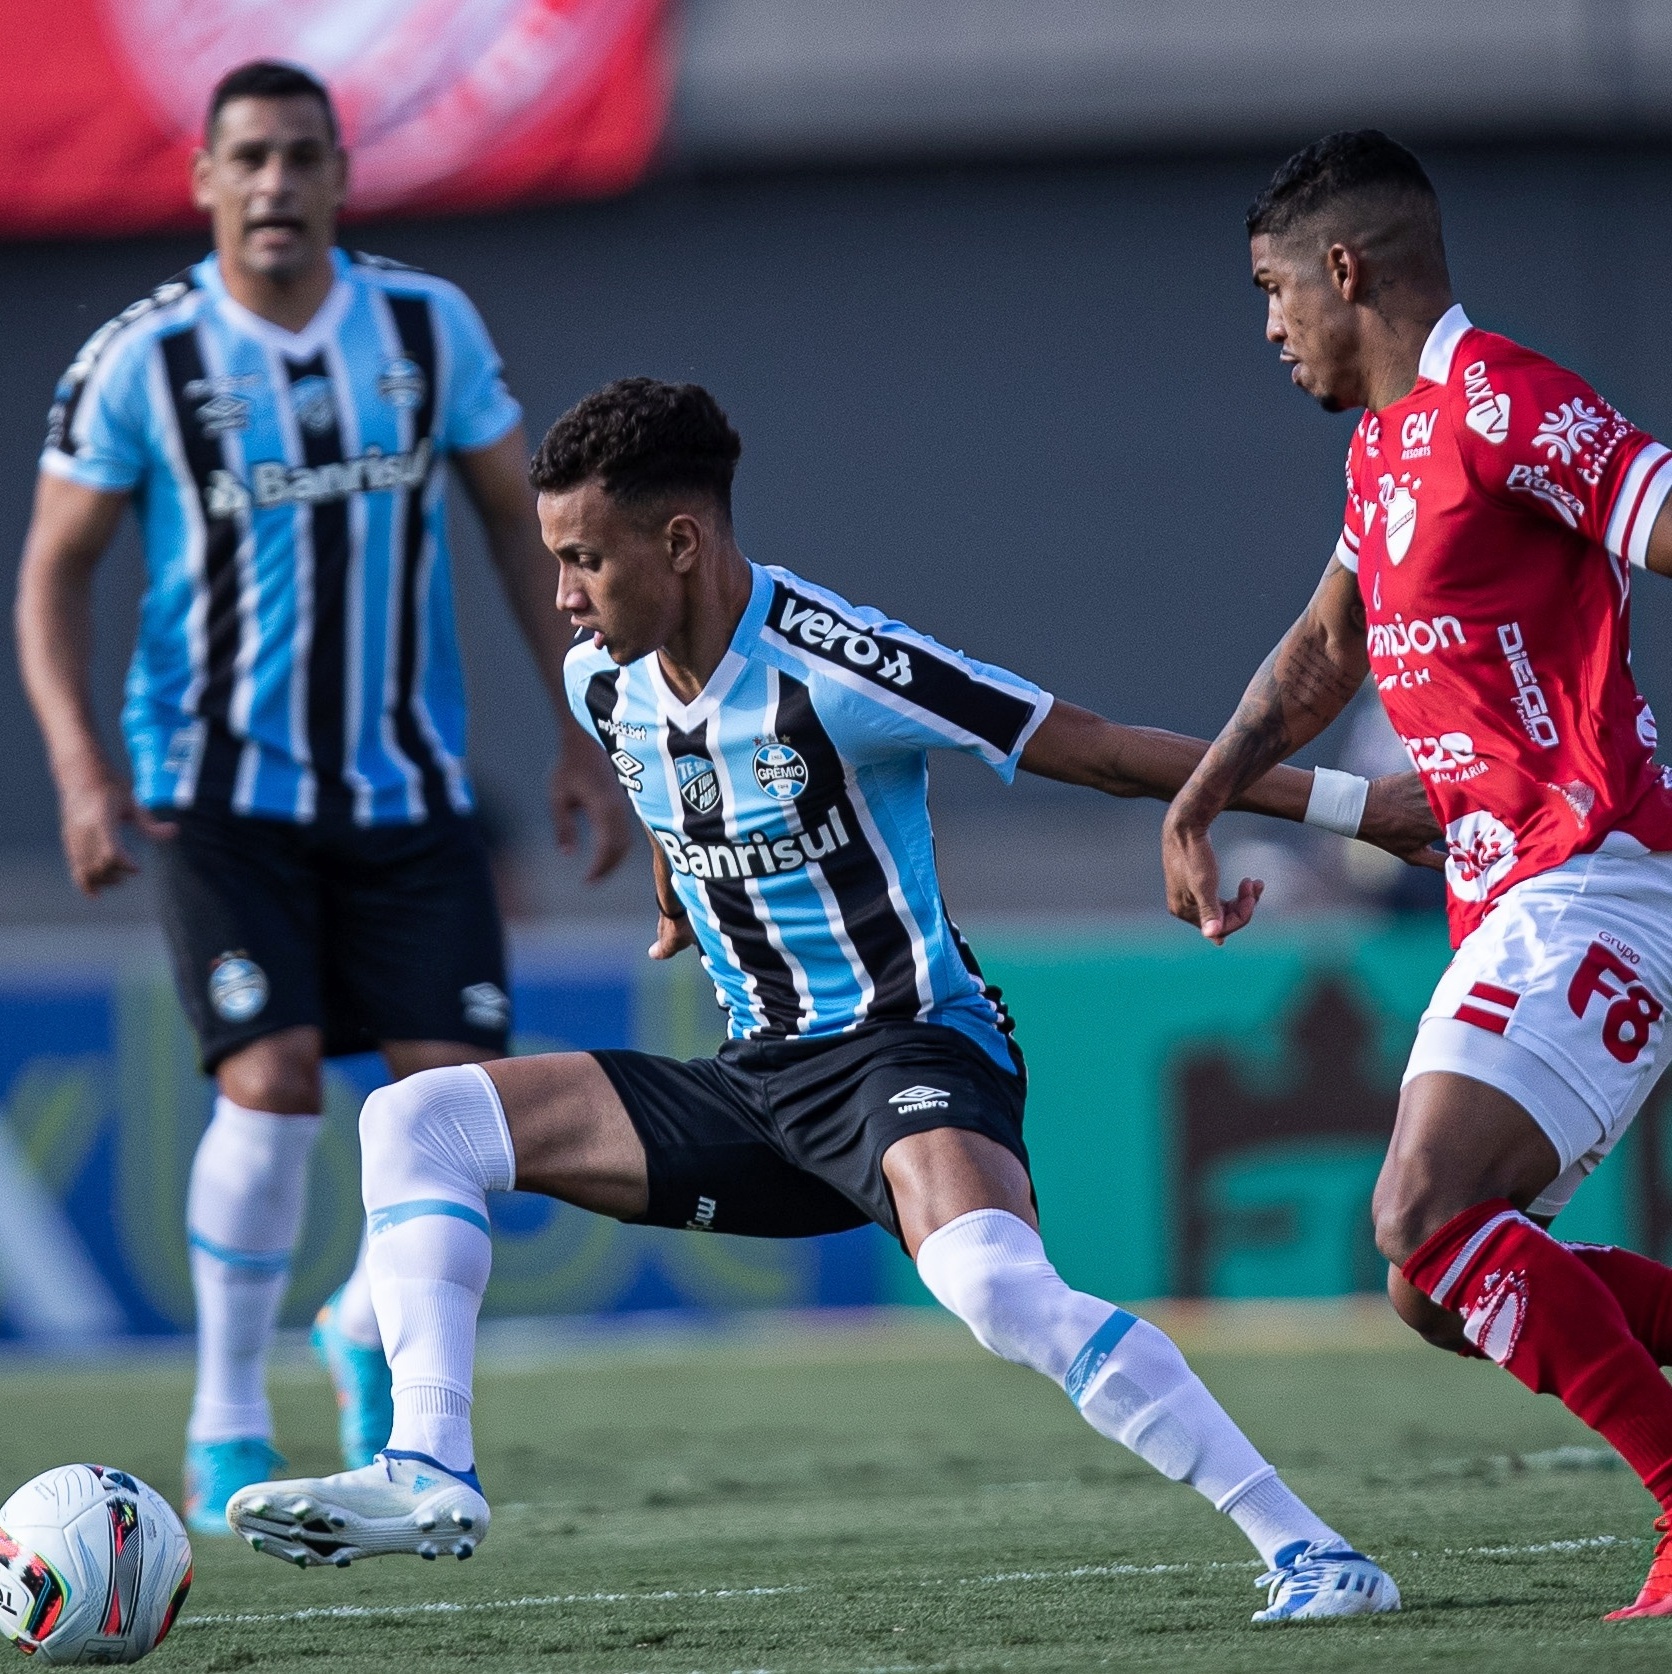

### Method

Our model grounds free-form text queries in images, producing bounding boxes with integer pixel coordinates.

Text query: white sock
[333,1237,382,1348]
[186,1097,322,1444]
[915,1210,1344,1567]
[359,1064,514,1474]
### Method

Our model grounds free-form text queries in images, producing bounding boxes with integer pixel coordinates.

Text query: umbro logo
[889,1085,950,1113]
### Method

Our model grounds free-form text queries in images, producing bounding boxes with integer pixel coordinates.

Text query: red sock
[1404,1200,1672,1510]
[1568,1242,1672,1366]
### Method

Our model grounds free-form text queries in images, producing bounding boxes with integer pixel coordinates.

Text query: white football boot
[1251,1539,1401,1623]
[226,1451,488,1567]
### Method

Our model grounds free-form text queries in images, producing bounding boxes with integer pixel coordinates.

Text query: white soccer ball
[0,1466,192,1663]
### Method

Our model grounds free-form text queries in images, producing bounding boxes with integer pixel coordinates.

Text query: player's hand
[648,909,696,961]
[58,774,176,896]
[1161,813,1263,944]
[1358,771,1446,871]
[549,739,633,882]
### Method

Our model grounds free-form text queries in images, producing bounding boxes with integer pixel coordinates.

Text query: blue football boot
[311,1287,394,1470]
[184,1437,287,1536]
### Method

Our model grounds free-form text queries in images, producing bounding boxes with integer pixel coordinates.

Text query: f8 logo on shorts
[1567,940,1664,1064]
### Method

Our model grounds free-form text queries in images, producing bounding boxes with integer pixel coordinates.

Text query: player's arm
[646,833,697,961]
[14,473,177,894]
[1160,556,1371,943]
[1644,497,1672,578]
[452,426,632,881]
[1021,698,1437,865]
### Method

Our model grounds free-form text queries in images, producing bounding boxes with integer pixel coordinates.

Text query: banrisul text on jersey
[40,249,522,825]
[1334,304,1672,945]
[565,565,1054,1070]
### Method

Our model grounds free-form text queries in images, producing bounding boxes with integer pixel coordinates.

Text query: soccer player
[14,62,630,1533]
[225,378,1435,1621]
[1161,130,1672,1620]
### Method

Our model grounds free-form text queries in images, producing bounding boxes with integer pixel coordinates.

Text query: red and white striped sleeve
[1462,347,1672,567]
[1333,433,1368,573]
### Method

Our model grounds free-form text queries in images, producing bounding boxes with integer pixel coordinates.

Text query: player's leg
[224,1049,652,1563]
[154,811,331,1535]
[308,812,513,1467]
[888,1127,1397,1623]
[1374,1074,1672,1619]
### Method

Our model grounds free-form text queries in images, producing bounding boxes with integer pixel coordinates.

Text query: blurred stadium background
[5,0,1672,1342]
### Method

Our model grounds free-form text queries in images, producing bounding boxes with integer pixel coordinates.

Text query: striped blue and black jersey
[565,564,1053,1069]
[41,248,522,824]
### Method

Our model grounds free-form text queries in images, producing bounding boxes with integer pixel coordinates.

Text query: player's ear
[1327,242,1361,305]
[665,513,701,575]
[190,149,216,214]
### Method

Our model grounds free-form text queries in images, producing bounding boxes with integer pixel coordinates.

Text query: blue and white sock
[359,1065,514,1475]
[186,1097,321,1444]
[915,1209,1343,1567]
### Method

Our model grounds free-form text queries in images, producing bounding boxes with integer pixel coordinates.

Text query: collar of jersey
[1416,302,1473,387]
[197,248,355,359]
[648,562,774,731]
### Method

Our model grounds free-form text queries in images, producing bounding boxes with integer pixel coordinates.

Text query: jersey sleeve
[435,286,522,454]
[760,572,1052,781]
[1333,434,1370,573]
[1459,350,1672,568]
[39,323,153,492]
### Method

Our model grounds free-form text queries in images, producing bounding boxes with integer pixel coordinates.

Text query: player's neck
[218,249,339,335]
[656,544,755,703]
[1359,292,1453,411]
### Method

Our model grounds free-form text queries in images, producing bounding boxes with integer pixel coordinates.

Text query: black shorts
[153,805,509,1073]
[592,1021,1029,1243]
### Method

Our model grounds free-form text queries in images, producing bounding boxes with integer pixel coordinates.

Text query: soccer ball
[0,1466,192,1663]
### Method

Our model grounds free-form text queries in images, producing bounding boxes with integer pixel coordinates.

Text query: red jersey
[1337,305,1672,945]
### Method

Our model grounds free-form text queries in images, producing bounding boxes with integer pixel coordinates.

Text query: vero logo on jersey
[775,593,914,688]
[754,743,808,800]
[676,755,720,815]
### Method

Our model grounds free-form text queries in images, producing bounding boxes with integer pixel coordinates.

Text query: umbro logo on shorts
[889,1085,950,1113]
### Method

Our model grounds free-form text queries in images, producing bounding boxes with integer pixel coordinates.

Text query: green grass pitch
[4,1305,1671,1674]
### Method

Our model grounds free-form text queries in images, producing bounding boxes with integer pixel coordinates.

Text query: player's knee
[1372,1173,1444,1268]
[217,1032,322,1114]
[939,1260,1051,1367]
[359,1067,468,1194]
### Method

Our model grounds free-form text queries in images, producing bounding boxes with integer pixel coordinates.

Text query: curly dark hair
[207,60,338,148]
[529,378,742,522]
[1247,129,1438,242]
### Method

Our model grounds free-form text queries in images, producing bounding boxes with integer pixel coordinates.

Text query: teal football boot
[312,1287,394,1470]
[184,1437,287,1536]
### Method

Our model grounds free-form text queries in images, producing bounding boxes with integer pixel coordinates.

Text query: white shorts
[1404,847,1672,1217]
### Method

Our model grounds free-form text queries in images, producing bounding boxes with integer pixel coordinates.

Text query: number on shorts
[1567,940,1665,1065]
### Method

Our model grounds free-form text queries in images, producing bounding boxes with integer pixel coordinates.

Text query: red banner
[0,0,672,239]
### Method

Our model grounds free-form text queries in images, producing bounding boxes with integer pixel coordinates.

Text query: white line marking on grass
[178,1535,1644,1633]
[179,1585,806,1629]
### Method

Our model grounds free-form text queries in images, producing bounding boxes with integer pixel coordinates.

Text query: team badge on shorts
[461,982,510,1031]
[675,755,720,816]
[754,743,808,801]
[208,953,268,1023]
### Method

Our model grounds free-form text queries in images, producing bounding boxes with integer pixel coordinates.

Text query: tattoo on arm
[1175,564,1368,822]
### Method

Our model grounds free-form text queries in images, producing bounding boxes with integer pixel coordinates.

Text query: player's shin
[1404,1200,1672,1508]
[187,1097,322,1443]
[359,1065,515,1478]
[1565,1242,1672,1365]
[915,1210,1343,1567]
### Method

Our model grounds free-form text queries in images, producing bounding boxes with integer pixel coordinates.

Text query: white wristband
[1304,766,1370,837]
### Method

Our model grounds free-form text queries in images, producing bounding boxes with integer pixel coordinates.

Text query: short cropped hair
[529,379,743,522]
[206,60,339,148]
[1247,129,1438,243]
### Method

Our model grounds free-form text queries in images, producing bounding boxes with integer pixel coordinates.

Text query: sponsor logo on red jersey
[1343,307,1672,944]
